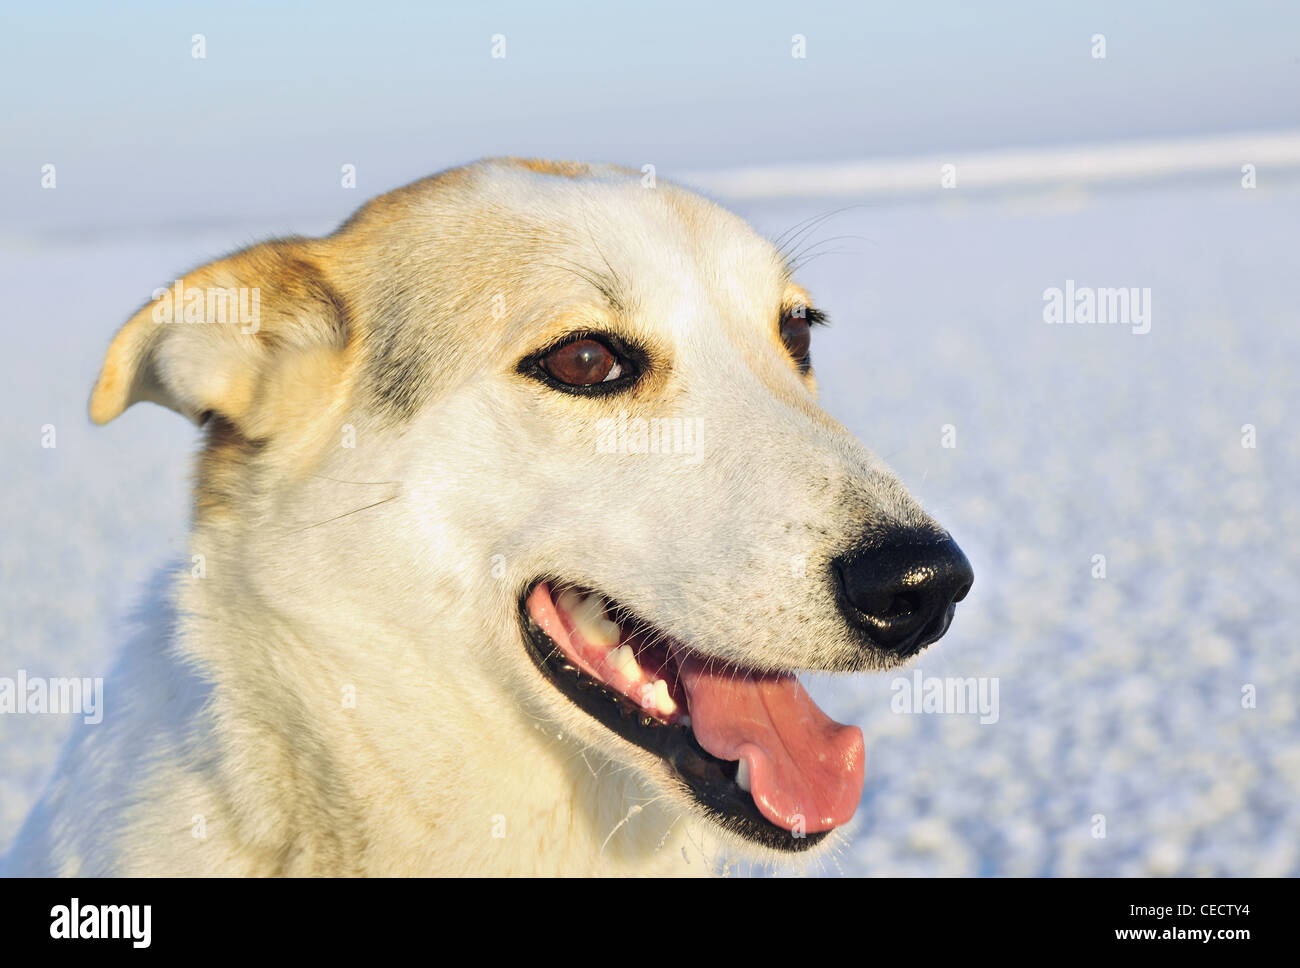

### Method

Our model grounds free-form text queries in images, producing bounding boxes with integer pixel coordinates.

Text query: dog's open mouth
[521,581,865,851]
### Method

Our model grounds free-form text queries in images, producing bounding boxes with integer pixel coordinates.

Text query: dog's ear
[89,238,351,438]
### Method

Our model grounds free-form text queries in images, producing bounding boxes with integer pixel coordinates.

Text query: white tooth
[607,644,641,680]
[735,758,751,793]
[622,645,643,680]
[572,591,602,621]
[680,714,691,728]
[571,593,621,647]
[654,679,676,715]
[556,588,583,616]
[584,614,622,647]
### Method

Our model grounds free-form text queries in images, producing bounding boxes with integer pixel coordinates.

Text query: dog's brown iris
[541,338,618,386]
[781,314,812,369]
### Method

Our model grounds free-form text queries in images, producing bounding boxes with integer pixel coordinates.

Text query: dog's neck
[171,535,710,876]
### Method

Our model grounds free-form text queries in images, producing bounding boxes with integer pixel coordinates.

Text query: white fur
[6,160,940,875]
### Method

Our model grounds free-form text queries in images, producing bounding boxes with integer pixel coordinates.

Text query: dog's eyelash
[518,330,647,397]
[779,307,829,329]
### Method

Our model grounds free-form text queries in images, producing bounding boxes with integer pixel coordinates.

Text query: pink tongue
[675,655,865,833]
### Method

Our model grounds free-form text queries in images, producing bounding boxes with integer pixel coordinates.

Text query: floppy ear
[89,238,351,438]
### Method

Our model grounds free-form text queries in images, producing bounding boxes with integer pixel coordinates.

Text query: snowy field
[2,169,1298,875]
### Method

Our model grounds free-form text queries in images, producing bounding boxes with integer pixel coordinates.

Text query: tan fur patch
[503,158,593,178]
[193,415,258,521]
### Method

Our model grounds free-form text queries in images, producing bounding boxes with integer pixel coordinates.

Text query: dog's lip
[518,579,865,850]
[529,584,690,726]
[519,583,826,852]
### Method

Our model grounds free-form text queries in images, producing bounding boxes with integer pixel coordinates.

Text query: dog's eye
[540,338,623,387]
[780,314,812,371]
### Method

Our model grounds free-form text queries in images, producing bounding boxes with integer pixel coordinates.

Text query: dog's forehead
[448,162,782,296]
[339,160,802,417]
[343,159,792,319]
[498,162,783,280]
[491,163,795,340]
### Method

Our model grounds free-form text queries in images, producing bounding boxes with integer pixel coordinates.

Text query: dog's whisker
[772,204,859,254]
[775,205,867,272]
[282,494,400,536]
[786,235,871,273]
[788,247,856,273]
[788,233,872,261]
[583,214,629,305]
[307,473,404,486]
[543,250,626,308]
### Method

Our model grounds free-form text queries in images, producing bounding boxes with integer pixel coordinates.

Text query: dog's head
[90,158,971,858]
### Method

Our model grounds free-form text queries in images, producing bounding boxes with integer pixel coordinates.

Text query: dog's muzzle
[833,531,974,658]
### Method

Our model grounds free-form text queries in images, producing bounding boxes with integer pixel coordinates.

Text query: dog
[5,158,972,876]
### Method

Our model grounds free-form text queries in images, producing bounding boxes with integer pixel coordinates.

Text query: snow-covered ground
[2,168,1298,875]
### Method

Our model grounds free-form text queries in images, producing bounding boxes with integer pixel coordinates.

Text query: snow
[2,165,1298,875]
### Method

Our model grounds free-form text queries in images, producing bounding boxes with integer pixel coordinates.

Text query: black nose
[833,533,973,655]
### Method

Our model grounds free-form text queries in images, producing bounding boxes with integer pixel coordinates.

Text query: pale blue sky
[2,0,1297,233]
